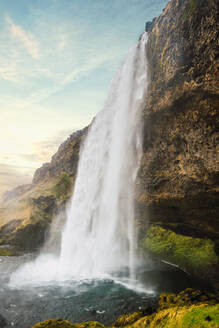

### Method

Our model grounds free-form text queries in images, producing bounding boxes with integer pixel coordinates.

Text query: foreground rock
[32,289,219,328]
[32,319,104,328]
[136,0,219,287]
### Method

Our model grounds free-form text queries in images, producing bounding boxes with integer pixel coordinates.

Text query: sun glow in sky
[0,0,168,196]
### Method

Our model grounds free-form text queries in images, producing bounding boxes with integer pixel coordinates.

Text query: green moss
[145,304,219,328]
[76,323,105,328]
[142,226,218,270]
[0,249,15,256]
[181,305,219,328]
[114,312,143,326]
[158,289,219,311]
[53,172,72,201]
[110,303,219,327]
[32,319,75,328]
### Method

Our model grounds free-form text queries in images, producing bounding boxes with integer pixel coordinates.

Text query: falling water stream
[58,31,148,280]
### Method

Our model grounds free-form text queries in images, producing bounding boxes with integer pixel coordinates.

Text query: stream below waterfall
[0,255,208,328]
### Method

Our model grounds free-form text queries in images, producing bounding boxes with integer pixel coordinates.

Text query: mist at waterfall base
[1,256,206,328]
[0,33,207,328]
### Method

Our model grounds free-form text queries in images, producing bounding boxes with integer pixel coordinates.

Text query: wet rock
[142,305,155,315]
[0,314,7,328]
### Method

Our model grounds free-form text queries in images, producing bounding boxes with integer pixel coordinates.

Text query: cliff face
[137,0,219,286]
[32,128,87,185]
[0,127,87,252]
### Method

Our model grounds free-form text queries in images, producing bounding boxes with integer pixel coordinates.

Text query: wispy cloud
[0,11,123,106]
[0,59,19,82]
[57,32,68,51]
[5,15,40,59]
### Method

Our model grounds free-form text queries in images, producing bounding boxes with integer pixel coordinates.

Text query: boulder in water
[0,314,7,328]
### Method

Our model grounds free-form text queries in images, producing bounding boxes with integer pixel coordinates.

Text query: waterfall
[10,32,148,285]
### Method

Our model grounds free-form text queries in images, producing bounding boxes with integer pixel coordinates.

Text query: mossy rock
[116,304,219,328]
[181,304,219,327]
[32,319,75,328]
[158,288,219,310]
[9,219,49,250]
[0,248,18,256]
[6,195,58,251]
[146,304,219,328]
[113,312,143,326]
[52,172,72,202]
[32,319,105,328]
[113,304,219,328]
[141,225,219,272]
[75,323,105,328]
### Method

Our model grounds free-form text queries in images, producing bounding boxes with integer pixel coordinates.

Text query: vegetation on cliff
[32,319,104,328]
[141,225,219,282]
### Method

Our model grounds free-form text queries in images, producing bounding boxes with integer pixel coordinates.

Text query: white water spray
[10,33,148,285]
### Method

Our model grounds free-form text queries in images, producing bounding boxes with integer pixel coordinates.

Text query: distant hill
[0,127,88,251]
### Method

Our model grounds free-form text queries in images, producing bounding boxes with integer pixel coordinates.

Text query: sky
[0,0,168,196]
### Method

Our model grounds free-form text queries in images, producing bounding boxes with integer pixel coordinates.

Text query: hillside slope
[0,127,87,251]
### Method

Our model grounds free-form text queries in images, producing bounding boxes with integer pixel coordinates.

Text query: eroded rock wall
[137,0,219,286]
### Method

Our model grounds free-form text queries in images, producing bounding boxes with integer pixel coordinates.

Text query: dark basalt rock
[145,21,153,32]
[0,219,22,235]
